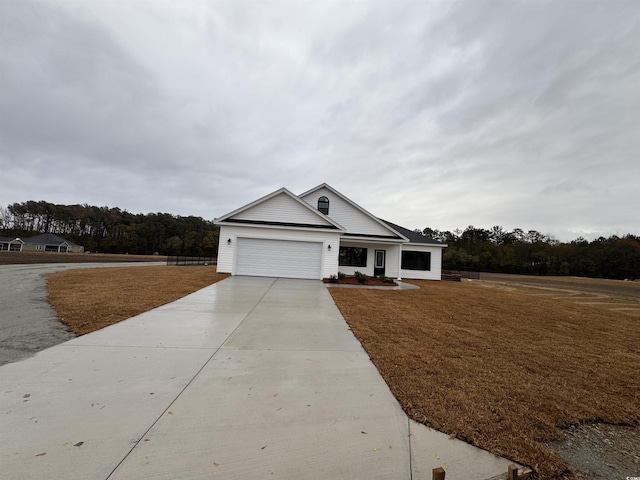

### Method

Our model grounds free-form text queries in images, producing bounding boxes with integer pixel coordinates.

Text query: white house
[0,237,25,251]
[22,233,84,253]
[214,183,447,281]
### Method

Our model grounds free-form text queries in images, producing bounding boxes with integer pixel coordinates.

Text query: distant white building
[0,237,25,251]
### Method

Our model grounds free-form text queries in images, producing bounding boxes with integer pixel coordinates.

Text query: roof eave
[214,187,345,231]
[216,220,345,234]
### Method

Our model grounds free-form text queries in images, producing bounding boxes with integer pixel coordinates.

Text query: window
[317,196,329,215]
[401,251,431,270]
[339,247,367,267]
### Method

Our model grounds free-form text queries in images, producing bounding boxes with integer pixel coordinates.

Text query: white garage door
[236,238,323,279]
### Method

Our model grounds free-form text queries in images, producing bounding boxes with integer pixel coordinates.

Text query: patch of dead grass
[47,266,228,335]
[329,280,640,479]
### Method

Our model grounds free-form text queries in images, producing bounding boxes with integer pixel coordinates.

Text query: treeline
[421,225,640,280]
[2,201,637,279]
[0,201,219,255]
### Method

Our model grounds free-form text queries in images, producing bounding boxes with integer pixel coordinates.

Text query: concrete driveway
[1,276,516,479]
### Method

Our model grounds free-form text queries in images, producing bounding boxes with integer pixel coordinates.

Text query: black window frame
[339,246,367,267]
[401,250,431,271]
[317,196,329,215]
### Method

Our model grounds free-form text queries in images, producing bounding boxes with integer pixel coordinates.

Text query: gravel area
[551,423,640,479]
[0,263,163,366]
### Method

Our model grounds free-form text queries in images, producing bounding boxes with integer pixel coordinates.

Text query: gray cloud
[0,0,638,239]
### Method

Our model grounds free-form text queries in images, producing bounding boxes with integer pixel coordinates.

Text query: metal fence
[459,270,480,280]
[166,256,217,266]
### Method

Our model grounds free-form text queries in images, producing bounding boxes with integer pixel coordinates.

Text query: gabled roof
[215,187,346,231]
[0,237,24,243]
[379,219,447,246]
[23,233,79,246]
[299,183,409,241]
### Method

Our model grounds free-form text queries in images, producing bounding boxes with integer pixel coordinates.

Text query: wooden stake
[507,465,518,480]
[432,467,446,480]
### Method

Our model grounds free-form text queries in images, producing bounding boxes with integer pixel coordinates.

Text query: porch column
[397,245,402,280]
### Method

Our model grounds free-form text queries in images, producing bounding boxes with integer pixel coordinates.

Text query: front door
[374,250,386,277]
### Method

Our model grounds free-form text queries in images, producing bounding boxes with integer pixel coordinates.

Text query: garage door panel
[236,238,322,279]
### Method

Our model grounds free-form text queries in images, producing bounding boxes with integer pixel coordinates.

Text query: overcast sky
[1,0,638,241]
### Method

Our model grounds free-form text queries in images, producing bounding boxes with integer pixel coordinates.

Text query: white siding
[400,244,444,280]
[232,191,334,226]
[337,241,401,278]
[300,187,395,237]
[217,225,340,279]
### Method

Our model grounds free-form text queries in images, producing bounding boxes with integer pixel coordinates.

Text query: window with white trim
[401,251,431,270]
[317,196,329,215]
[339,247,367,267]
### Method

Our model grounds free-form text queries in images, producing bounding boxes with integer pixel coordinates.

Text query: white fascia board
[299,183,410,242]
[402,242,448,249]
[216,221,343,234]
[340,236,406,245]
[214,187,346,231]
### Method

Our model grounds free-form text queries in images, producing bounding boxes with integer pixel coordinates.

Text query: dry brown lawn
[47,266,228,335]
[329,280,640,480]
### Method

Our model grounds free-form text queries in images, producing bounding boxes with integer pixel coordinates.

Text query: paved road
[0,263,164,366]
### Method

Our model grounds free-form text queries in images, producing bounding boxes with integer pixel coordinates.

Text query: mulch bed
[322,276,398,286]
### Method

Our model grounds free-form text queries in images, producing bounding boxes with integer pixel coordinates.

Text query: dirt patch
[550,423,640,479]
[47,266,228,335]
[0,251,166,265]
[329,280,640,479]
[478,273,640,317]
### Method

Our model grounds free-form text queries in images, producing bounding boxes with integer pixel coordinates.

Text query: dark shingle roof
[23,233,79,246]
[379,219,446,245]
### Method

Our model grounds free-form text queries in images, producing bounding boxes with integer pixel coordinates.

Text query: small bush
[328,274,338,283]
[354,271,370,284]
[338,272,346,280]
